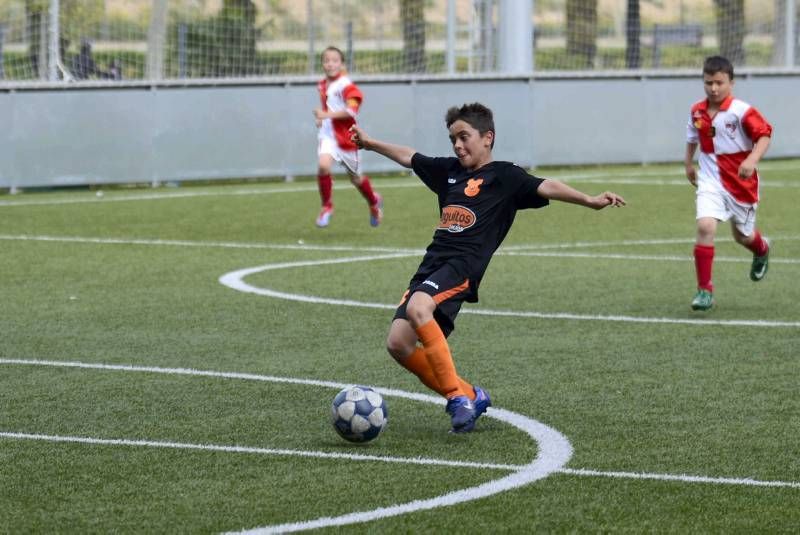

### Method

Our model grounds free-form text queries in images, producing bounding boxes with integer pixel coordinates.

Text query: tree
[219,0,259,75]
[400,0,426,73]
[713,0,745,64]
[566,0,598,68]
[180,0,261,77]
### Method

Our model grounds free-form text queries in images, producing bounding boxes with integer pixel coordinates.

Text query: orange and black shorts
[393,262,471,337]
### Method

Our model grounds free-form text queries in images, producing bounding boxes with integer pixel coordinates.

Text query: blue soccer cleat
[445,395,475,433]
[472,385,492,423]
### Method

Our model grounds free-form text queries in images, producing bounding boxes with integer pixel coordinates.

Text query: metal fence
[0,0,798,87]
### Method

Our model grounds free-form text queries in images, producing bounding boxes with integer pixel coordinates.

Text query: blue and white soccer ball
[331,385,388,443]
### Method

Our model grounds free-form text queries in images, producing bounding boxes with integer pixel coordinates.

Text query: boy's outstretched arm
[537,179,626,210]
[350,125,416,169]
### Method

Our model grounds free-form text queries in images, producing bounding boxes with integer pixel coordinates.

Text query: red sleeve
[742,106,772,141]
[342,84,363,112]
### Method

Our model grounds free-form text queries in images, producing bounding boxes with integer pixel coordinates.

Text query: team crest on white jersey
[724,120,738,139]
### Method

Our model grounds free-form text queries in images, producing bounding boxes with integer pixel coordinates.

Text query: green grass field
[2,161,799,533]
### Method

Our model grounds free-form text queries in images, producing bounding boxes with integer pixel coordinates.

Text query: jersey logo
[447,178,457,184]
[464,178,484,197]
[438,205,476,233]
[724,120,738,139]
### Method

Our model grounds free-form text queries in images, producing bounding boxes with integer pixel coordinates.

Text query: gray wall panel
[732,77,800,158]
[533,79,650,165]
[356,82,416,174]
[8,90,155,186]
[2,74,798,188]
[0,92,15,185]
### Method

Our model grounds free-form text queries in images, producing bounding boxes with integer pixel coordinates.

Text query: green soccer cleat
[750,239,770,281]
[691,289,714,311]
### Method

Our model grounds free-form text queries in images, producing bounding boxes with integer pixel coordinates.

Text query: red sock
[746,230,769,256]
[356,175,378,205]
[317,174,333,209]
[694,244,714,292]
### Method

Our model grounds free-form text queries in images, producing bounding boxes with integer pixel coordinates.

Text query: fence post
[0,24,5,80]
[48,0,60,81]
[307,0,315,75]
[345,20,353,72]
[785,0,797,66]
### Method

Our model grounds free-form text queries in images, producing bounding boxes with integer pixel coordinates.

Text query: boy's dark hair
[445,103,496,148]
[321,46,345,63]
[703,55,734,80]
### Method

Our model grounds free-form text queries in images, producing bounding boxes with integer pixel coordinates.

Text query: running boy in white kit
[313,46,383,228]
[685,55,772,311]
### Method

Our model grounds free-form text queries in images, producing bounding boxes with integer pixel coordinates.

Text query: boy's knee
[404,305,428,328]
[385,336,410,362]
[405,294,435,327]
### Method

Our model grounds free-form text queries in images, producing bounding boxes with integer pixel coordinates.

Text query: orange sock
[400,347,475,399]
[415,320,467,399]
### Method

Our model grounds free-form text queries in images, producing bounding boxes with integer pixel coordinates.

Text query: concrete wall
[2,72,799,188]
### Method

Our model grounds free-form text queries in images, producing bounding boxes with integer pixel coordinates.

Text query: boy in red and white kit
[685,55,772,311]
[312,46,382,228]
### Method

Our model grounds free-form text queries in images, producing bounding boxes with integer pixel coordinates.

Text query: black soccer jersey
[410,153,549,302]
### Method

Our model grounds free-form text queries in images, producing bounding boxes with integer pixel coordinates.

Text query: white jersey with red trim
[686,95,772,204]
[317,73,363,151]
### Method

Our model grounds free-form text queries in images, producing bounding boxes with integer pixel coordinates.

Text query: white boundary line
[3,232,799,255]
[0,431,521,472]
[1,168,799,207]
[0,182,419,208]
[561,468,800,489]
[2,429,797,492]
[3,429,796,492]
[0,358,573,533]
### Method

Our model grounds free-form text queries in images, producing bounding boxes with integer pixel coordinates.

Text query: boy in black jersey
[350,103,625,433]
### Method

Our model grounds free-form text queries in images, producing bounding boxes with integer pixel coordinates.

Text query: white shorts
[318,135,361,176]
[696,176,757,236]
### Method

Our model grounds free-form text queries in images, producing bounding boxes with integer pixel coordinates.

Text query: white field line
[562,177,800,187]
[0,233,423,255]
[3,232,800,256]
[2,233,797,327]
[220,258,800,328]
[0,357,573,534]
[2,431,798,493]
[2,359,797,533]
[1,167,798,207]
[560,468,800,489]
[0,181,419,207]
[0,431,520,472]
[503,250,800,265]
[501,235,800,251]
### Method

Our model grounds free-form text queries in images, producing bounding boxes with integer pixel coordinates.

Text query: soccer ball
[331,386,388,443]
